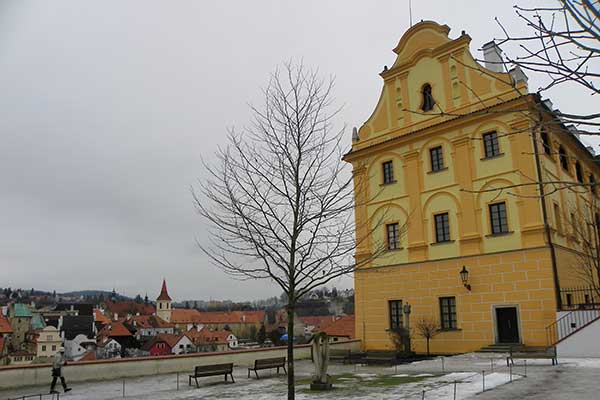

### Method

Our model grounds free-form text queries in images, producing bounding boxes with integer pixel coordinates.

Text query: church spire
[157,279,172,301]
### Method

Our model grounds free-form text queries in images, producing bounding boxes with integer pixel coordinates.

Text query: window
[46,335,52,341]
[440,297,457,330]
[52,345,56,351]
[566,293,573,307]
[382,161,394,184]
[430,146,444,172]
[585,294,591,304]
[489,202,509,234]
[541,129,552,155]
[389,300,403,330]
[559,146,569,171]
[386,223,400,250]
[42,345,46,352]
[421,84,435,112]
[434,213,451,243]
[159,303,162,309]
[576,162,583,183]
[483,131,501,158]
[555,204,563,233]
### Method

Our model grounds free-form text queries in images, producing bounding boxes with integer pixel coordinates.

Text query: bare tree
[563,198,600,302]
[496,1,600,128]
[415,318,439,356]
[194,62,384,399]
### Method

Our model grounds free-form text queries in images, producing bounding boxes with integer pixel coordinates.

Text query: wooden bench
[507,345,557,366]
[188,363,235,387]
[329,349,351,364]
[247,357,287,379]
[364,351,398,365]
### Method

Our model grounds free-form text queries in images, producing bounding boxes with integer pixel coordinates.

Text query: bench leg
[277,366,280,375]
[195,377,199,388]
[248,369,250,379]
[230,373,235,383]
[255,370,259,379]
[282,366,287,375]
[224,374,227,382]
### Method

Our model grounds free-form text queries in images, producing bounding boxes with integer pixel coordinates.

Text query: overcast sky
[1,1,598,301]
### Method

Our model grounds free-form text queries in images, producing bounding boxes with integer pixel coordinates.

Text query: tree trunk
[426,338,430,356]
[286,303,295,400]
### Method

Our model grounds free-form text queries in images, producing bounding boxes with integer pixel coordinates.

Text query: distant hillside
[61,290,130,300]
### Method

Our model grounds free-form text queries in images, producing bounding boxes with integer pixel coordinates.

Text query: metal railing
[546,307,600,345]
[560,287,600,311]
[7,394,59,400]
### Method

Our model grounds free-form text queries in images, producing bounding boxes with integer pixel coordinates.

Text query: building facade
[345,21,600,354]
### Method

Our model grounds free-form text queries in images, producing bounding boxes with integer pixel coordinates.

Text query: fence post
[441,356,445,373]
[453,380,457,400]
[524,360,527,377]
[482,370,485,392]
[123,379,125,397]
[421,389,425,400]
[177,372,180,390]
[491,357,494,372]
[509,363,512,383]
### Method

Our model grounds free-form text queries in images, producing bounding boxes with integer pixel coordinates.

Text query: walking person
[50,347,72,394]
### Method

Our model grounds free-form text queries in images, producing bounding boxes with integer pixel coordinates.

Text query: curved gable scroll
[391,21,452,68]
[349,20,529,157]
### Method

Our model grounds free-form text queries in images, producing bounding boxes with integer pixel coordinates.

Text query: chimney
[509,66,528,86]
[481,41,505,73]
[352,127,360,142]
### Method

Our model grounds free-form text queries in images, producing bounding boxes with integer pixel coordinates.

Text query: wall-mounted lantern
[460,266,472,291]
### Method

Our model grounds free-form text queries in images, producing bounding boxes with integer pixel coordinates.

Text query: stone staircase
[477,343,522,353]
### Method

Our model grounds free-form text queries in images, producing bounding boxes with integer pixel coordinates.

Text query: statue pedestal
[310,382,333,391]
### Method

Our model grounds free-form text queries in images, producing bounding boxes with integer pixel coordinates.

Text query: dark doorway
[496,307,519,343]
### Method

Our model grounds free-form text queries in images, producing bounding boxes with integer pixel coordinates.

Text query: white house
[172,334,194,355]
[96,337,121,359]
[35,326,61,359]
[65,333,96,361]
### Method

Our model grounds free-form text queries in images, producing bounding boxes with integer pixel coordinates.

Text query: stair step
[477,343,522,353]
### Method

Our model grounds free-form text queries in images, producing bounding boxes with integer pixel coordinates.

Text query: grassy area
[296,372,433,394]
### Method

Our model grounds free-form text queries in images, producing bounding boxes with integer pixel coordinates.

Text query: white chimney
[510,66,528,85]
[352,127,360,142]
[482,41,505,73]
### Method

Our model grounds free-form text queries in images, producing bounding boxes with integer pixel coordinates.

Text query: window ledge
[386,247,404,252]
[380,180,397,186]
[430,240,455,246]
[428,167,448,175]
[438,328,462,332]
[481,153,505,161]
[485,231,514,238]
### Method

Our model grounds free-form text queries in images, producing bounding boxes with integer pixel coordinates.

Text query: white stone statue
[311,332,332,389]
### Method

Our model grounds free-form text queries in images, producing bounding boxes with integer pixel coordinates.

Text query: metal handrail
[546,308,600,345]
[7,393,59,400]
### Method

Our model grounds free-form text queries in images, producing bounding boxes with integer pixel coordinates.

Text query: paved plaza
[1,354,598,400]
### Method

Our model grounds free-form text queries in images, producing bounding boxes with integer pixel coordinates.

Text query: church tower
[156,279,172,322]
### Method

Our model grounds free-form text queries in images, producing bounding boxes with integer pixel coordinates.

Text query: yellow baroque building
[344,21,600,354]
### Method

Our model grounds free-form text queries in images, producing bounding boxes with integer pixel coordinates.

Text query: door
[496,307,519,343]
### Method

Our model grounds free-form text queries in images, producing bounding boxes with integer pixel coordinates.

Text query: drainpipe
[531,103,562,310]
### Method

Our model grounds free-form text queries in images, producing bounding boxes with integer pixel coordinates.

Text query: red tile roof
[98,321,133,338]
[0,314,13,334]
[194,311,265,324]
[105,301,155,317]
[156,333,180,347]
[189,329,232,345]
[93,309,111,325]
[320,315,355,339]
[170,309,204,324]
[79,351,97,361]
[127,315,174,329]
[157,279,172,301]
[299,315,337,329]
